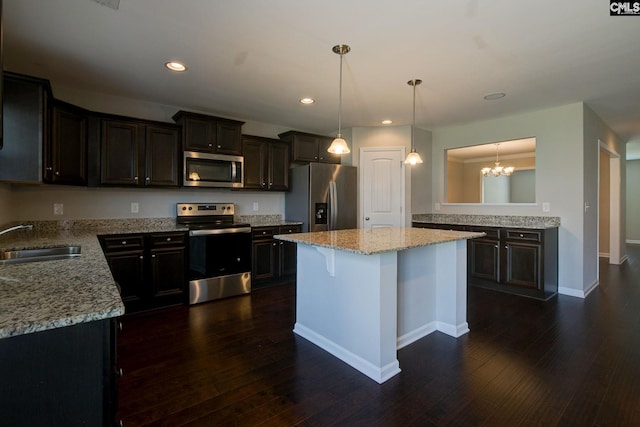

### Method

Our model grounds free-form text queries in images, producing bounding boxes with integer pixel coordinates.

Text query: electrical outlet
[253,202,259,211]
[131,202,139,214]
[542,202,550,212]
[434,202,441,211]
[53,203,63,215]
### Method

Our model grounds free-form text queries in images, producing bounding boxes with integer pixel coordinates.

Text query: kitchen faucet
[0,224,34,236]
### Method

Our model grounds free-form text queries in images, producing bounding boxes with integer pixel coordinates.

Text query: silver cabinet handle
[217,144,221,148]
[55,171,60,176]
[118,321,123,332]
[152,254,156,258]
[46,166,53,171]
[121,241,127,245]
[145,177,150,184]
[134,176,139,184]
[166,237,171,241]
[139,255,144,259]
[208,143,213,147]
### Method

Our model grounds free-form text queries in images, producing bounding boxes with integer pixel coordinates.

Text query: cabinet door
[215,122,242,155]
[268,141,290,191]
[252,240,277,281]
[468,239,501,283]
[145,125,180,186]
[149,246,186,306]
[317,136,341,164]
[105,249,146,312]
[101,120,142,185]
[49,103,87,185]
[182,115,215,152]
[242,138,268,189]
[504,241,542,290]
[291,133,319,162]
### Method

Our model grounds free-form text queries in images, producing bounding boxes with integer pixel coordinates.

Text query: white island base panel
[293,239,469,383]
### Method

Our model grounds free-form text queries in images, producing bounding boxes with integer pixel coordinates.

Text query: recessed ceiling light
[484,92,505,100]
[381,119,393,125]
[300,98,315,105]
[165,61,187,72]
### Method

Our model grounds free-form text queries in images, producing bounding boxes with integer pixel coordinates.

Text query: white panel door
[360,147,405,229]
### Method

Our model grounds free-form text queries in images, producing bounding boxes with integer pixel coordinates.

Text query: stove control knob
[181,207,186,211]
[188,207,193,210]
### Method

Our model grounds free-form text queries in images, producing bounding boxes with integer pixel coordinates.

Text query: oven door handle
[189,227,251,236]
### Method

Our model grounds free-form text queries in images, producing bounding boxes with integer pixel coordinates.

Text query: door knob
[365,217,370,221]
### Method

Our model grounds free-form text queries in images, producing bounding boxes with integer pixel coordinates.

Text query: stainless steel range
[177,203,251,304]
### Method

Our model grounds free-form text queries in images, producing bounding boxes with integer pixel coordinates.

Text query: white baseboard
[599,252,610,258]
[627,240,640,245]
[293,323,401,384]
[559,281,599,299]
[397,321,436,350]
[437,321,470,338]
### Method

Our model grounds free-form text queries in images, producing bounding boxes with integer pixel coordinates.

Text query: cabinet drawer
[470,226,500,240]
[101,235,145,251]
[252,227,278,240]
[278,225,302,234]
[505,229,542,242]
[148,232,186,247]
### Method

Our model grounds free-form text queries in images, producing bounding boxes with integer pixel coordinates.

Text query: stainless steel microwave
[183,151,244,188]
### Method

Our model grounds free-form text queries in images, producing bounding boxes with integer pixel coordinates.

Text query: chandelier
[481,143,514,177]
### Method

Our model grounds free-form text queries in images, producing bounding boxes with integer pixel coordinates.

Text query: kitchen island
[275,226,484,383]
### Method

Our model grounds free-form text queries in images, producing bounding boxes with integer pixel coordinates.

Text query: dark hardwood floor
[117,245,640,426]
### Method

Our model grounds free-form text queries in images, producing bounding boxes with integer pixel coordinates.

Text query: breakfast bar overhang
[275,227,484,383]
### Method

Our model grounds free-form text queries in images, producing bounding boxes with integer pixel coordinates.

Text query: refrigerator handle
[329,180,338,230]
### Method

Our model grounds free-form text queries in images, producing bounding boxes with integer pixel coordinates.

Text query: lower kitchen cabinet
[0,319,120,427]
[100,232,187,313]
[413,222,558,300]
[251,225,301,286]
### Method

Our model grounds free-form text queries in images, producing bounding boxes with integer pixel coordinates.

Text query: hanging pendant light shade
[327,44,351,155]
[404,79,423,165]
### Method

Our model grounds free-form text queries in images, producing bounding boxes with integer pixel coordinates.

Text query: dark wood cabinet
[242,135,290,191]
[413,222,558,300]
[0,319,119,426]
[278,131,341,164]
[0,72,51,182]
[100,232,187,313]
[145,125,180,186]
[173,110,244,155]
[98,117,179,187]
[251,225,301,286]
[47,100,88,185]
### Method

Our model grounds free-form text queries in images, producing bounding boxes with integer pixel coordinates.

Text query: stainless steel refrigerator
[286,163,357,232]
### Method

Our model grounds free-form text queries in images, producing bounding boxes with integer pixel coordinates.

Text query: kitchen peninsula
[275,226,484,383]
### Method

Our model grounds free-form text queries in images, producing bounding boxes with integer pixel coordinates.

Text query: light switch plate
[253,202,259,211]
[542,202,550,212]
[53,203,63,215]
[131,202,139,214]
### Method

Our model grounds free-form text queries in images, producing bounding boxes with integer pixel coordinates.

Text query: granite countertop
[274,227,484,255]
[0,218,187,340]
[412,214,560,229]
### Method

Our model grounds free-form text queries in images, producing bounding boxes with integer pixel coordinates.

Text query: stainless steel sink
[0,246,81,265]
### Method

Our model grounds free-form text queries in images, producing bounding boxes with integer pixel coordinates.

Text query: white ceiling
[5,0,640,145]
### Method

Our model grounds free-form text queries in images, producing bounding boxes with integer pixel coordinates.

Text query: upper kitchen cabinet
[172,110,244,155]
[46,100,88,185]
[93,114,180,187]
[278,131,340,164]
[0,72,51,183]
[242,135,290,191]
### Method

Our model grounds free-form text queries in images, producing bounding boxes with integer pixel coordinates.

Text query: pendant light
[404,79,424,165]
[481,143,515,176]
[327,44,351,155]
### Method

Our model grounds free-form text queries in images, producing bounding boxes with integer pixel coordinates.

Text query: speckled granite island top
[0,218,187,340]
[275,227,484,255]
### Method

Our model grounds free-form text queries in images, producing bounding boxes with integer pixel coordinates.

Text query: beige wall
[447,155,536,203]
[0,184,14,225]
